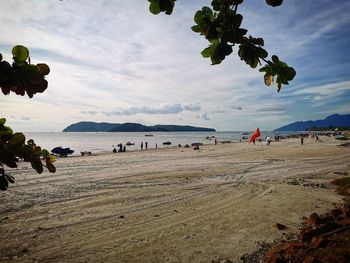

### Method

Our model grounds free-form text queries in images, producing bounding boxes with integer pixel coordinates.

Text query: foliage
[0,118,56,190]
[0,45,50,98]
[0,45,55,191]
[147,0,296,92]
[148,0,176,15]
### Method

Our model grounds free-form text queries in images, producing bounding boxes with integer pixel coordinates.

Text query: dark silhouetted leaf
[0,175,9,191]
[46,157,56,173]
[4,174,15,184]
[266,0,283,7]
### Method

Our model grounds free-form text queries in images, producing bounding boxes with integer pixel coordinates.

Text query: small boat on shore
[51,147,74,157]
[145,134,154,137]
[191,142,203,146]
[125,142,135,146]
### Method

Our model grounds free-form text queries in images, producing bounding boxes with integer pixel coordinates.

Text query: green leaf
[30,157,43,174]
[201,45,216,58]
[8,132,25,147]
[257,47,268,59]
[276,81,282,92]
[42,149,50,158]
[149,1,161,15]
[191,25,201,33]
[194,10,204,24]
[46,157,56,173]
[12,45,29,63]
[210,43,232,65]
[27,139,35,147]
[201,6,214,20]
[159,0,175,15]
[233,14,243,28]
[0,125,13,139]
[272,55,279,64]
[211,0,225,11]
[36,64,50,76]
[33,146,42,155]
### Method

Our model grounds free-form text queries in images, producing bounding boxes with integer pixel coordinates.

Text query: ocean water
[24,131,298,156]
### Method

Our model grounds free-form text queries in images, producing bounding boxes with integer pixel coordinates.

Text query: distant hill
[63,122,216,132]
[274,114,350,131]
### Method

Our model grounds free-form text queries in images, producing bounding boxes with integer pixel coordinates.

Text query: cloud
[232,106,243,110]
[80,110,98,115]
[183,104,201,111]
[291,80,350,100]
[101,103,201,116]
[9,116,30,121]
[196,112,210,121]
[257,106,288,112]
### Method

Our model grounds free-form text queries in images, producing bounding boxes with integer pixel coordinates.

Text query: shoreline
[1,136,349,262]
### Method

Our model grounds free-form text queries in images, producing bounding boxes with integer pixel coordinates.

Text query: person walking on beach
[141,142,143,150]
[300,136,304,145]
[145,141,148,150]
[155,143,157,149]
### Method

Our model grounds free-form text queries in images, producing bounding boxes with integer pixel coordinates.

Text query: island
[274,114,350,131]
[63,122,216,132]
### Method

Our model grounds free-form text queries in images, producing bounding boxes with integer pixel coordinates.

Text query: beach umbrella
[249,128,261,143]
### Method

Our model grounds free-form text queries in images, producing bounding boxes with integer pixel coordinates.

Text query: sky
[1,0,350,132]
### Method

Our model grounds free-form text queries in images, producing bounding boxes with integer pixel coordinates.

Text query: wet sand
[0,137,349,262]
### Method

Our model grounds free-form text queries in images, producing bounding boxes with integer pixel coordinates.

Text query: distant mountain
[63,122,216,132]
[274,114,350,131]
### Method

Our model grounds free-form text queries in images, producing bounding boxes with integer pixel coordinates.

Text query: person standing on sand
[141,142,143,150]
[155,143,157,149]
[301,136,304,145]
[145,142,148,150]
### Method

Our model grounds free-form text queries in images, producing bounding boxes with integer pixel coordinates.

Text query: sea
[24,131,302,156]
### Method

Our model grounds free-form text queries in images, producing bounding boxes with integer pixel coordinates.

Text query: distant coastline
[274,114,350,131]
[63,121,216,132]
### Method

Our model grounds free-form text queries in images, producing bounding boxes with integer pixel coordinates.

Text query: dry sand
[0,137,349,262]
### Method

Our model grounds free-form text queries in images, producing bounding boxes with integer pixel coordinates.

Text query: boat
[335,134,349,141]
[51,147,74,157]
[191,142,203,146]
[163,141,172,145]
[242,132,250,135]
[145,134,154,137]
[125,142,135,146]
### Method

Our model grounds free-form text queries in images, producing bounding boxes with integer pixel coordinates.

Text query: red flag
[249,128,261,143]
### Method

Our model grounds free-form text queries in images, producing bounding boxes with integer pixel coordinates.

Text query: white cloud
[291,80,350,102]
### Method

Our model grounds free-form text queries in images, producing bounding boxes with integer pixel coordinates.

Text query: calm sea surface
[25,131,299,155]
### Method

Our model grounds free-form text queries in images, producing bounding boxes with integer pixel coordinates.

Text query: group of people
[140,141,149,150]
[113,143,126,153]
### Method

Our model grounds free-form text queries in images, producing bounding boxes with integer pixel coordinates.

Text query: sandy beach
[0,136,349,262]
